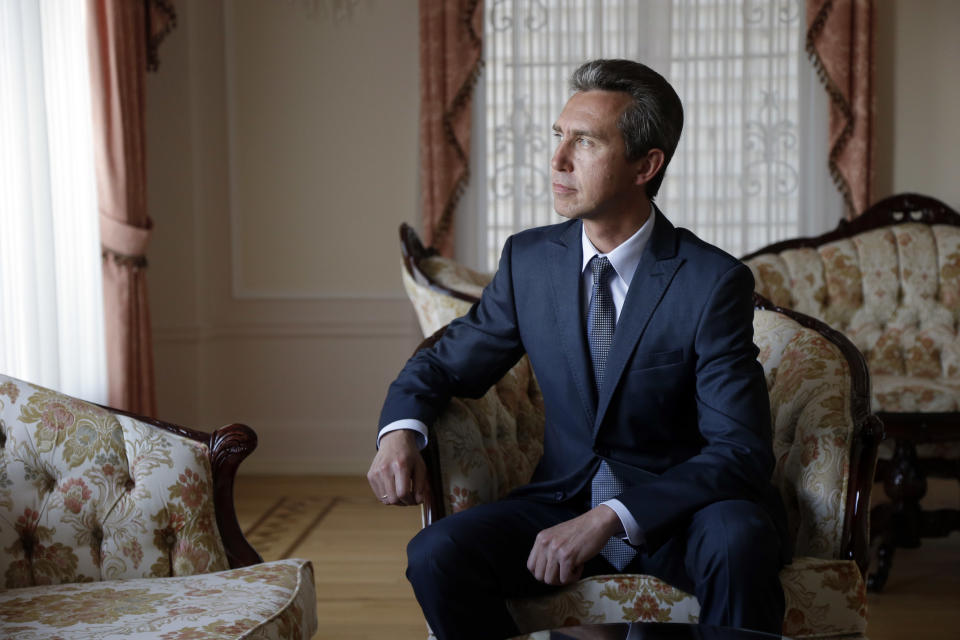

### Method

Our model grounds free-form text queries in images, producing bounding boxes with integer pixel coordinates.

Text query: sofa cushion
[506,558,866,639]
[870,373,960,459]
[0,377,229,586]
[0,558,317,640]
[872,373,960,412]
[507,574,700,631]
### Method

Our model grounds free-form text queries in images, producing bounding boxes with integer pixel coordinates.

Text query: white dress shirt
[378,211,657,547]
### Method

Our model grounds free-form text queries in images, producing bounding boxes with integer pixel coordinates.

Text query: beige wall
[874,0,960,209]
[146,1,421,474]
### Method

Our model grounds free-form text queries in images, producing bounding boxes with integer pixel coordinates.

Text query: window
[469,0,840,270]
[0,0,107,402]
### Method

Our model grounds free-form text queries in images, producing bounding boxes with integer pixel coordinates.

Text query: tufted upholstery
[0,374,318,638]
[745,201,960,464]
[0,378,228,585]
[747,223,960,420]
[399,230,880,639]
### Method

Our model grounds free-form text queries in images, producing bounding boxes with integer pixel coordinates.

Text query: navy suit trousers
[406,496,785,640]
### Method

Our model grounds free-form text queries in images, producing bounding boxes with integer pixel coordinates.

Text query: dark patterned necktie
[587,256,636,571]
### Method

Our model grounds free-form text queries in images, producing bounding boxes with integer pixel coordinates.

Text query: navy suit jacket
[380,210,786,554]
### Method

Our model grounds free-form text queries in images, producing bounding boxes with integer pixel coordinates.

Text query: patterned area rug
[243,496,337,561]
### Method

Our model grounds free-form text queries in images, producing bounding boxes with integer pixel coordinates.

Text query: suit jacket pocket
[630,348,684,371]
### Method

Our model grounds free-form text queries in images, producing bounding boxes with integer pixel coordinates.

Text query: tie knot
[591,255,613,285]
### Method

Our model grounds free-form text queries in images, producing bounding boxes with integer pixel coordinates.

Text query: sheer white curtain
[0,0,107,402]
[461,0,842,270]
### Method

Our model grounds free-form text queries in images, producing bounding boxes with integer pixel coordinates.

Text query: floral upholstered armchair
[743,193,960,591]
[399,224,882,640]
[0,374,318,639]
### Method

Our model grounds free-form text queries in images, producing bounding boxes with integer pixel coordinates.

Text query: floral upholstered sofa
[399,224,882,639]
[0,374,318,639]
[743,193,960,590]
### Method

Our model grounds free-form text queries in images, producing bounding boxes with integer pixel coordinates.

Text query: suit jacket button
[555,491,565,501]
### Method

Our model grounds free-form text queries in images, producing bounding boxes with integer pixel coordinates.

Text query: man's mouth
[552,183,576,194]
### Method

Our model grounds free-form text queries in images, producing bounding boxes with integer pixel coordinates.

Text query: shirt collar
[580,207,657,288]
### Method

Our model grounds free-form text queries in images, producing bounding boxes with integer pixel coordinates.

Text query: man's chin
[554,207,592,221]
[553,202,585,220]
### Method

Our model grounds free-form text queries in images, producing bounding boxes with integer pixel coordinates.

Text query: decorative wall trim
[223,0,251,301]
[223,291,411,301]
[222,1,405,301]
[154,318,417,343]
[287,0,362,24]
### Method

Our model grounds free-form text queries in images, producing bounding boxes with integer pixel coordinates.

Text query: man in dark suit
[368,59,789,640]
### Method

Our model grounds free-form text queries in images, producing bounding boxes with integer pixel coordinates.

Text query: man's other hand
[367,430,432,507]
[527,505,623,585]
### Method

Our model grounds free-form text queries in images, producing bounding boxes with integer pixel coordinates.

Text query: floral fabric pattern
[433,360,545,515]
[507,558,865,638]
[747,254,794,309]
[0,376,228,586]
[0,558,317,640]
[508,574,698,631]
[779,558,867,638]
[782,248,831,319]
[0,374,317,639]
[754,312,855,560]
[746,223,960,414]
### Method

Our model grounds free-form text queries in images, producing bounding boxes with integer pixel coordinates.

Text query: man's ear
[634,149,665,187]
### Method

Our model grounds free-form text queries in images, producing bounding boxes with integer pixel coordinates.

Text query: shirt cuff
[377,419,428,450]
[602,499,645,547]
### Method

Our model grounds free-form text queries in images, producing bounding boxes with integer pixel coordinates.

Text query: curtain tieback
[100,214,152,262]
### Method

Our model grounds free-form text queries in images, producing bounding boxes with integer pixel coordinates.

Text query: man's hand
[367,430,432,507]
[527,505,623,585]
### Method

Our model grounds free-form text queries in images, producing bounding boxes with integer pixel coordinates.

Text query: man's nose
[551,141,571,172]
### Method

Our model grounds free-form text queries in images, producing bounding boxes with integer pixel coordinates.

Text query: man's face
[550,90,642,221]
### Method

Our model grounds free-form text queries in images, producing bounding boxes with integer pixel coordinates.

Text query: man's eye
[577,137,591,148]
[552,132,562,141]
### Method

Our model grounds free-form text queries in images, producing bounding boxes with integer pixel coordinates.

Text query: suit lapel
[547,220,597,425]
[594,210,684,432]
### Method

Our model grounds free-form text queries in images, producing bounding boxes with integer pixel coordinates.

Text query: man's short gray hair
[570,59,684,199]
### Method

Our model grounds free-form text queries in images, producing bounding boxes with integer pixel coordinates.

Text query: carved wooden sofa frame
[742,192,960,591]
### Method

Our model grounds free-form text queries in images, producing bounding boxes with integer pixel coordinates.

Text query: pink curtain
[806,0,875,218]
[419,0,484,257]
[87,0,175,415]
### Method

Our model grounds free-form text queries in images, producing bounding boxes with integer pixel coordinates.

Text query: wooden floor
[234,475,960,640]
